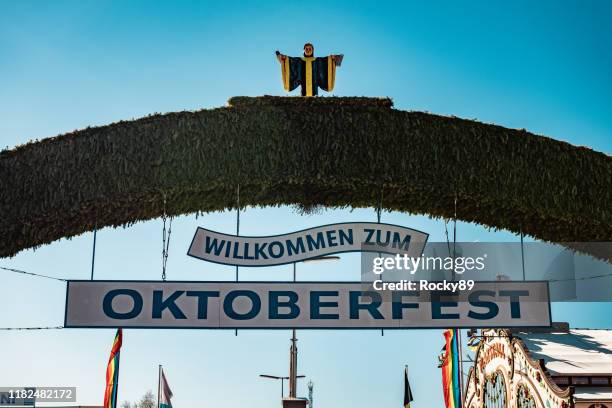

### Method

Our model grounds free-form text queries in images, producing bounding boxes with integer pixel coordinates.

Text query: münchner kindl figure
[275,43,343,97]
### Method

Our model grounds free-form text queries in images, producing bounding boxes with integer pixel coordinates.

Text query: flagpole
[114,350,121,408]
[405,363,408,404]
[457,329,464,408]
[403,363,413,408]
[157,365,162,408]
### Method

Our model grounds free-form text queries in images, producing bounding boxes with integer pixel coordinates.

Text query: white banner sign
[64,281,551,329]
[187,222,429,267]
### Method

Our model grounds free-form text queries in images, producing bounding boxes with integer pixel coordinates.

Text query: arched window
[483,372,507,408]
[517,384,536,408]
[587,404,609,408]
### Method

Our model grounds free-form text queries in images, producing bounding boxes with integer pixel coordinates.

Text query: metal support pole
[235,185,240,336]
[377,194,384,337]
[289,262,298,398]
[520,230,526,281]
[457,329,464,407]
[90,227,97,280]
[114,350,121,408]
[157,365,161,408]
[289,329,298,398]
[235,184,240,282]
[452,196,457,282]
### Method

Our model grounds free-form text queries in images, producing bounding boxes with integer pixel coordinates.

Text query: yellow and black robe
[279,55,338,96]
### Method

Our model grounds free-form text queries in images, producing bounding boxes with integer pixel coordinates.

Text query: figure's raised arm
[275,50,287,62]
[331,54,344,67]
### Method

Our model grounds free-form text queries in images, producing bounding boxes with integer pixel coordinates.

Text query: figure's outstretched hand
[333,54,344,67]
[275,50,286,62]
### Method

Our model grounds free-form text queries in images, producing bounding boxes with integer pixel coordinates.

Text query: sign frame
[63,280,552,330]
[186,222,430,267]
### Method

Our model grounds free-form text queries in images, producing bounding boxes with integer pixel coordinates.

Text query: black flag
[404,366,414,408]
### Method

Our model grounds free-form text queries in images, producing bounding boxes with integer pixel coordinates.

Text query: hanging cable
[443,196,459,280]
[520,228,526,281]
[235,184,240,337]
[453,195,457,281]
[91,223,97,280]
[441,196,465,403]
[236,184,240,282]
[376,188,384,337]
[444,219,452,257]
[451,195,465,408]
[443,196,457,262]
[161,194,172,281]
[376,188,384,257]
[549,273,612,283]
[0,266,66,282]
[0,326,64,331]
[376,190,382,224]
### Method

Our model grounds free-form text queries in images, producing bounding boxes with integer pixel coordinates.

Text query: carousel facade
[464,324,612,408]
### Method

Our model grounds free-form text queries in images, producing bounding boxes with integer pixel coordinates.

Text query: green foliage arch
[1,97,610,260]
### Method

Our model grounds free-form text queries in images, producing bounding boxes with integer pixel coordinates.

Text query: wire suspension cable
[452,195,465,408]
[161,194,172,281]
[0,266,66,282]
[453,195,457,281]
[5,262,605,285]
[443,196,459,281]
[520,228,526,281]
[444,220,452,258]
[236,184,240,282]
[377,188,384,337]
[91,224,97,280]
[235,184,240,337]
[549,273,612,283]
[0,326,64,331]
[439,196,466,404]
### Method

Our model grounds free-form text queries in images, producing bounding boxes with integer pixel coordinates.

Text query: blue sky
[1,1,611,407]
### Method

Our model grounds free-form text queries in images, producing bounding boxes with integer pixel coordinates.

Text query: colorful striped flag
[440,329,461,408]
[103,328,122,408]
[159,368,173,408]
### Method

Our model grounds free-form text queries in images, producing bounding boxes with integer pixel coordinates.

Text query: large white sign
[64,281,551,329]
[187,222,429,267]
